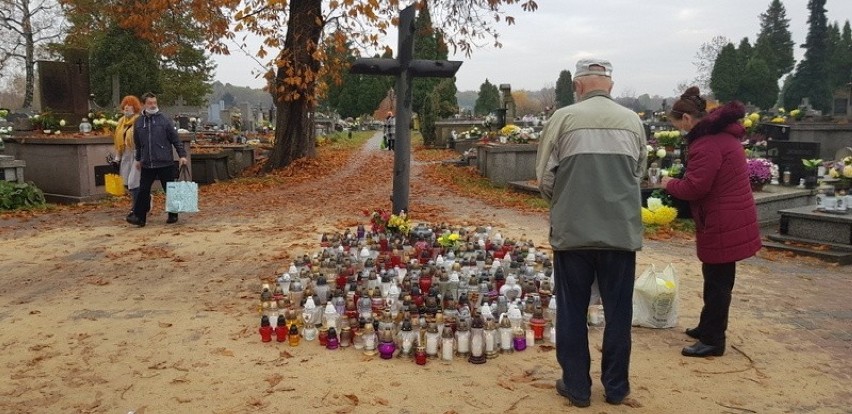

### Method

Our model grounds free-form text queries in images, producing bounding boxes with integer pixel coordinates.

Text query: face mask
[146,107,159,115]
[124,110,134,117]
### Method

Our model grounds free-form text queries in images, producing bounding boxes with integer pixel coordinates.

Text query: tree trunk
[22,0,34,109]
[265,0,323,171]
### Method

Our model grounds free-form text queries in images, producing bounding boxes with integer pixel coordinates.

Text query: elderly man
[536,59,647,407]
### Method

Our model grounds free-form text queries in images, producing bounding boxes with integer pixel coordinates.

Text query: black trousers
[553,250,635,402]
[133,165,177,220]
[387,136,395,151]
[697,262,736,346]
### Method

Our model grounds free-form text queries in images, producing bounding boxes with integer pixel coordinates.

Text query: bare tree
[535,83,556,111]
[0,0,65,109]
[692,35,730,91]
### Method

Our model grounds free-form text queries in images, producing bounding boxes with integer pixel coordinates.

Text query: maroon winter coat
[665,101,762,264]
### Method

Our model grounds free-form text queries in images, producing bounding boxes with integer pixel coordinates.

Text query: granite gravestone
[37,49,91,126]
[766,141,821,184]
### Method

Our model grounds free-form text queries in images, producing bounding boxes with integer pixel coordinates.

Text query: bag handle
[178,164,192,182]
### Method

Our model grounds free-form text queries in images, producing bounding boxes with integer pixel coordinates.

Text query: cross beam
[350,4,462,214]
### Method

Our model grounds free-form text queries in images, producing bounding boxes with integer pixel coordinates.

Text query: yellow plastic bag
[105,173,125,196]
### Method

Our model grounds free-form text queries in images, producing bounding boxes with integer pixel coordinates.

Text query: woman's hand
[135,161,141,170]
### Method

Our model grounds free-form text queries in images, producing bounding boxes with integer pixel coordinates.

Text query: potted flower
[827,156,852,191]
[746,158,773,192]
[653,130,682,151]
[801,158,823,189]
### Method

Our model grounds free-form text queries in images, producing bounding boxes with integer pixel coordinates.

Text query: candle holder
[468,315,487,364]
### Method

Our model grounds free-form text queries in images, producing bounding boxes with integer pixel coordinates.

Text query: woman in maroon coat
[664,87,762,358]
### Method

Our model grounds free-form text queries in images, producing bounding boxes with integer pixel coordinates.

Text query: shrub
[0,181,47,210]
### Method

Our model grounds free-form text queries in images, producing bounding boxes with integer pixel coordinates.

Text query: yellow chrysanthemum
[641,208,655,225]
[653,206,678,225]
[742,119,753,128]
[843,165,852,178]
[748,113,760,122]
[829,168,840,178]
[770,116,785,123]
[449,233,459,241]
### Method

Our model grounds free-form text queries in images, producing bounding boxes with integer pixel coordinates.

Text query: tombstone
[757,123,790,141]
[36,49,90,126]
[239,102,253,131]
[208,103,221,124]
[766,141,821,185]
[7,112,32,131]
[832,84,851,118]
[499,84,516,122]
[177,116,190,130]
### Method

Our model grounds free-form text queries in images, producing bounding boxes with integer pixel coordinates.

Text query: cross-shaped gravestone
[350,4,462,214]
[174,96,187,107]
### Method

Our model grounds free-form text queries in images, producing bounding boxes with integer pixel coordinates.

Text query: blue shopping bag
[166,165,199,213]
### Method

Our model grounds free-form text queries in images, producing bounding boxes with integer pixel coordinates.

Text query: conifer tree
[784,0,831,111]
[554,70,574,108]
[710,43,740,102]
[474,79,500,116]
[753,0,796,79]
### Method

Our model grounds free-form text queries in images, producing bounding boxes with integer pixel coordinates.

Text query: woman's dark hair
[669,86,707,120]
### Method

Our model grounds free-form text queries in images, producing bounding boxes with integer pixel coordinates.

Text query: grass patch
[328,130,375,150]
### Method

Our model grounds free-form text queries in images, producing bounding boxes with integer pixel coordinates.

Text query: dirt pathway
[0,135,849,413]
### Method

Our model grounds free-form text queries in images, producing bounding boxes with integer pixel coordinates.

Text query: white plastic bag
[632,264,678,328]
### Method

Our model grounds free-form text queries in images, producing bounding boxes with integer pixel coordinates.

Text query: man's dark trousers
[553,250,634,402]
[133,164,178,222]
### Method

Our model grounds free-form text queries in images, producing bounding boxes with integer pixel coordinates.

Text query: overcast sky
[211,0,852,97]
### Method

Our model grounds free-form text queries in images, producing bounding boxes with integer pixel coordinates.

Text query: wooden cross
[350,4,462,214]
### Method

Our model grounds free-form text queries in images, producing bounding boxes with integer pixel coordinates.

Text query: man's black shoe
[166,213,178,224]
[685,327,701,339]
[555,379,590,408]
[682,340,725,357]
[126,215,145,227]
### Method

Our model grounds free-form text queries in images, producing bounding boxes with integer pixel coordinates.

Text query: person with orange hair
[114,95,142,218]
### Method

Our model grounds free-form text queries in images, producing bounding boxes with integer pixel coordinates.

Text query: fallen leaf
[265,373,283,387]
[279,350,293,359]
[344,394,359,405]
[497,379,516,391]
[373,397,389,406]
[158,322,173,328]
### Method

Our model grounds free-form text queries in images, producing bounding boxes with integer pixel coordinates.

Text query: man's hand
[179,157,188,166]
[135,161,141,170]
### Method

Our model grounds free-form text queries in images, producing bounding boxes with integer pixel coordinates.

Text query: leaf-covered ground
[0,132,849,413]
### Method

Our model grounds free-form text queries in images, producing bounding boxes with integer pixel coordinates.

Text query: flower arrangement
[742,134,768,158]
[364,209,410,235]
[386,211,411,235]
[497,124,538,144]
[746,158,773,185]
[740,112,761,134]
[30,111,65,133]
[458,126,485,140]
[482,113,499,129]
[653,130,682,148]
[0,109,8,119]
[641,197,678,226]
[827,156,852,187]
[88,111,120,133]
[436,232,461,250]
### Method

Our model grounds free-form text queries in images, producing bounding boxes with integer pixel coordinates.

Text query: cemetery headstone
[757,123,791,141]
[766,141,821,184]
[37,48,91,125]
